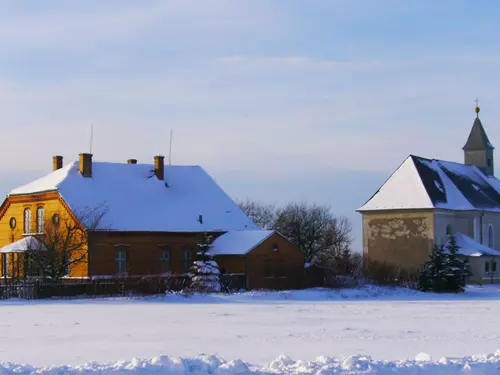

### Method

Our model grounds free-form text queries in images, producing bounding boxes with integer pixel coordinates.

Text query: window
[446,224,453,236]
[36,207,45,233]
[1,254,6,277]
[159,247,171,273]
[181,250,192,274]
[115,249,127,276]
[9,217,16,230]
[276,265,287,279]
[492,261,497,273]
[473,217,480,242]
[23,208,32,234]
[264,264,274,278]
[488,158,492,167]
[488,225,494,248]
[63,253,70,277]
[485,261,490,273]
[52,214,60,227]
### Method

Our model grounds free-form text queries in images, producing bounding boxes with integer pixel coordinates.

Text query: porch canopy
[0,236,46,253]
[449,233,500,257]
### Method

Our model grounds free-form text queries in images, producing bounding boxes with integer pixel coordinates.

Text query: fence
[0,274,246,300]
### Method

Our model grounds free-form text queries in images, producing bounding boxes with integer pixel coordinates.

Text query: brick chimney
[154,155,165,180]
[79,153,93,178]
[127,159,138,164]
[53,155,63,171]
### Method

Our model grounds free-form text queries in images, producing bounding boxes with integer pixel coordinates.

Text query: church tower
[463,104,495,176]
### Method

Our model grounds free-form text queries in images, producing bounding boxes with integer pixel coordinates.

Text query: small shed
[451,233,500,284]
[210,230,304,290]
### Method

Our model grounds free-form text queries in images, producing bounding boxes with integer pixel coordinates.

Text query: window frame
[23,208,32,234]
[181,249,193,274]
[159,246,171,273]
[36,207,45,234]
[488,225,494,249]
[115,248,128,276]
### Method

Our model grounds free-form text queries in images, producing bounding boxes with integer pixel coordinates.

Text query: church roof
[9,161,258,232]
[463,117,494,150]
[358,155,500,212]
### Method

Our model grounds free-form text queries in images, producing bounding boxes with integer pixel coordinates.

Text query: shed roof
[449,233,500,257]
[210,230,275,256]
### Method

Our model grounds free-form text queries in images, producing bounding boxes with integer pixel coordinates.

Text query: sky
[0,1,499,250]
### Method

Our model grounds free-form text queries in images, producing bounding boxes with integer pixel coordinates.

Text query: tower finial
[474,98,480,117]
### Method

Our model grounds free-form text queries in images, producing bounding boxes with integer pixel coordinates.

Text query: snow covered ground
[1,285,500,373]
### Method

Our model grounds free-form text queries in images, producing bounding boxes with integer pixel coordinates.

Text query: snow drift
[1,352,500,375]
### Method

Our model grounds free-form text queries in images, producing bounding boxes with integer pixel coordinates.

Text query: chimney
[79,153,93,178]
[53,155,63,171]
[154,155,165,180]
[127,159,137,164]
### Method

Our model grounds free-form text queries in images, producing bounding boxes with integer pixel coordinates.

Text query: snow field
[1,286,500,369]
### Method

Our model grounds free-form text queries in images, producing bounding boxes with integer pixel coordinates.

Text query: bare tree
[238,199,355,269]
[25,204,108,281]
[237,198,277,230]
[274,202,352,264]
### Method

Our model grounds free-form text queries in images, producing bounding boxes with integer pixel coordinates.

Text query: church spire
[463,100,495,176]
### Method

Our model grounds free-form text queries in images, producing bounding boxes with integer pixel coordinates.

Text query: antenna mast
[90,123,94,154]
[169,129,173,165]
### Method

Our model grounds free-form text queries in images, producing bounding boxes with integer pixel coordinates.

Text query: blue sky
[0,1,499,250]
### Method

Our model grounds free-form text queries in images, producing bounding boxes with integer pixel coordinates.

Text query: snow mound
[2,353,500,375]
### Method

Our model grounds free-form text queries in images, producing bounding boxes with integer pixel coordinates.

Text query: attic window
[434,181,444,193]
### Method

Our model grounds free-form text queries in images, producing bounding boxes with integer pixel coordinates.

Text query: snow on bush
[1,352,500,375]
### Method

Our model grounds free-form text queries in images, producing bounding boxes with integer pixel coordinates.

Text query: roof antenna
[168,129,173,165]
[89,123,94,154]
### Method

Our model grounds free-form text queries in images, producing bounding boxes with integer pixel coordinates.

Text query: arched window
[488,225,494,248]
[23,208,32,234]
[446,224,453,236]
[36,207,45,233]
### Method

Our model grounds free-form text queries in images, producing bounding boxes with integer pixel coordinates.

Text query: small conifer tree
[189,234,221,293]
[442,235,471,293]
[419,235,471,293]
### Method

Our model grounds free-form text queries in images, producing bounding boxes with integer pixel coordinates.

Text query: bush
[364,257,418,287]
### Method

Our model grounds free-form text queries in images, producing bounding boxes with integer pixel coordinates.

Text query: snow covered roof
[9,161,258,232]
[210,230,275,256]
[359,155,500,212]
[448,233,500,257]
[0,236,46,253]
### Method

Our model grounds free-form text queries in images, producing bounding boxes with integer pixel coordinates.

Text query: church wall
[480,212,500,250]
[467,256,500,284]
[434,210,473,245]
[361,210,434,272]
